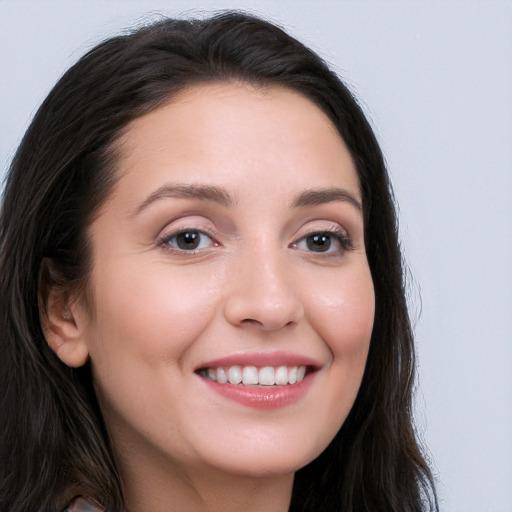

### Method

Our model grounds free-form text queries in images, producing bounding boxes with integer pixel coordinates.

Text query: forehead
[113,82,360,205]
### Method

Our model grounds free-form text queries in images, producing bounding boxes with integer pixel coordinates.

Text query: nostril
[239,316,298,331]
[240,318,264,327]
[223,277,304,331]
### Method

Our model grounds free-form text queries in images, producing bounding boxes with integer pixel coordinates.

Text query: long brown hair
[0,11,437,511]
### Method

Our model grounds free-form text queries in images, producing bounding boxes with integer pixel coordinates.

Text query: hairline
[75,77,366,315]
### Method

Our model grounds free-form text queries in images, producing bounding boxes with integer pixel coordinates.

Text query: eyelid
[290,222,354,254]
[293,221,350,240]
[156,223,220,253]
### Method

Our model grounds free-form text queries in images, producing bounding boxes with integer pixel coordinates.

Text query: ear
[42,287,90,368]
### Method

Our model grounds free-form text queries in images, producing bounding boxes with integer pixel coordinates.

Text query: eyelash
[290,227,353,256]
[157,227,219,254]
[157,225,353,258]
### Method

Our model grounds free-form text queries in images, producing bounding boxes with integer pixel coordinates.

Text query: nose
[223,247,304,331]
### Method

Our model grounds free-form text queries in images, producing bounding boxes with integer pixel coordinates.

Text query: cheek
[89,263,222,360]
[83,264,226,432]
[307,263,375,358]
[85,264,226,437]
[307,263,374,410]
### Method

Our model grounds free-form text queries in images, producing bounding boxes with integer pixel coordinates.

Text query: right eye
[159,229,216,251]
[291,229,353,256]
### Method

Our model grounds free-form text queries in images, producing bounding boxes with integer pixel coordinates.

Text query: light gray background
[1,1,511,511]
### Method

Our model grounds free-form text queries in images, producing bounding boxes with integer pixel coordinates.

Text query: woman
[0,11,437,512]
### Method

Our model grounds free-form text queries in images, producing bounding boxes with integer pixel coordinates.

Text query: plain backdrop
[1,1,511,511]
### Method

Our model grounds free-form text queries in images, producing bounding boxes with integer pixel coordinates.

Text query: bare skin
[46,83,374,512]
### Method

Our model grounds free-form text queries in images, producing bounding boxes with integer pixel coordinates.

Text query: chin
[197,435,329,480]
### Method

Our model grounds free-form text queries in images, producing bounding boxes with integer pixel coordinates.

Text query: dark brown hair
[0,11,437,512]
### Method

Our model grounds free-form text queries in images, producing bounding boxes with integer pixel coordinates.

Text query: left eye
[161,230,214,251]
[294,231,349,254]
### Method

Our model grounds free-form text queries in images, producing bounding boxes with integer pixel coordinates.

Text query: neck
[123,465,294,512]
[118,446,294,512]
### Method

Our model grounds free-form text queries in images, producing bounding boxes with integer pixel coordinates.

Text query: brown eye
[291,229,352,256]
[176,231,201,250]
[161,230,215,251]
[306,233,332,252]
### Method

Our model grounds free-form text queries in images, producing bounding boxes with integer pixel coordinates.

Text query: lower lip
[200,373,315,409]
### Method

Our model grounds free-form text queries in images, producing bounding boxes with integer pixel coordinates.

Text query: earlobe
[42,290,90,368]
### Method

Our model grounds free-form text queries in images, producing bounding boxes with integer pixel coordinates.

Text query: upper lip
[195,351,323,371]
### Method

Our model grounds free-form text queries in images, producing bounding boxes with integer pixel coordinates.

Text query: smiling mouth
[198,365,309,386]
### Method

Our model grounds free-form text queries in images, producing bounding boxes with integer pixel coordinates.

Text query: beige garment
[65,496,105,512]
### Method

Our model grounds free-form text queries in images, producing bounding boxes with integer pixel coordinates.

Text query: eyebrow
[133,183,361,216]
[292,188,362,211]
[133,183,234,216]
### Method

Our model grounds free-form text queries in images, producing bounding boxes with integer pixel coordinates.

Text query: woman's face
[78,83,374,481]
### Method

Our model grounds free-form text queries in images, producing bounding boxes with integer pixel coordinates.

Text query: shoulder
[63,496,106,512]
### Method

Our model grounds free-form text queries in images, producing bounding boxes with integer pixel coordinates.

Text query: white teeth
[258,366,275,386]
[274,365,288,385]
[228,366,242,384]
[216,367,228,384]
[204,365,308,386]
[242,366,258,385]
